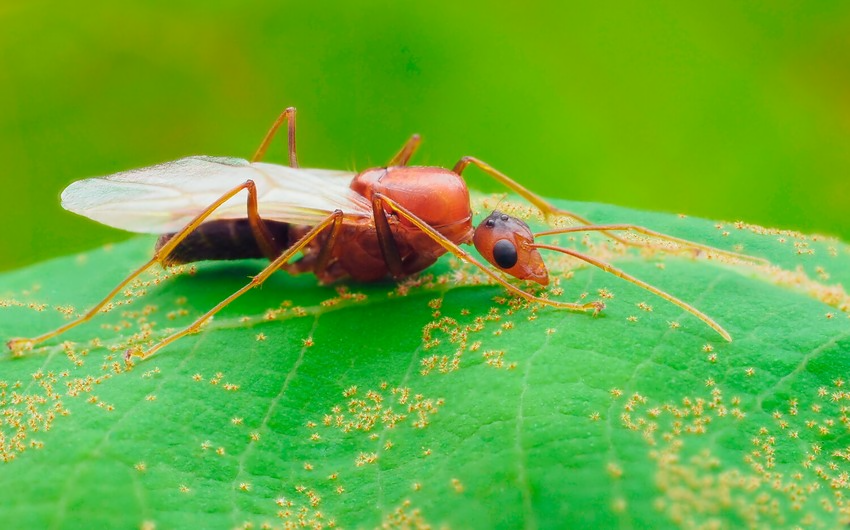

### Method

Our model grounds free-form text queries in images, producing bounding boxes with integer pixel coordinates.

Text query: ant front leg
[371,193,405,278]
[372,193,603,314]
[252,107,298,167]
[7,180,282,354]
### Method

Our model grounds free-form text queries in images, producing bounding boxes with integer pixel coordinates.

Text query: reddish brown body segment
[161,165,476,284]
[160,166,474,284]
[322,166,473,282]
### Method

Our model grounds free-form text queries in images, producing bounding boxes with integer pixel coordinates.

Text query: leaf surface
[1,198,849,529]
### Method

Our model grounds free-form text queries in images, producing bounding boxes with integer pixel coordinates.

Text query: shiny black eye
[492,239,518,269]
[485,218,495,228]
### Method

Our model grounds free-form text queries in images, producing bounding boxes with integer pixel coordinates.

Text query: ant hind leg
[252,107,298,167]
[129,210,344,361]
[7,180,283,354]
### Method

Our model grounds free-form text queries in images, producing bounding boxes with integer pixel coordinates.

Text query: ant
[7,107,764,360]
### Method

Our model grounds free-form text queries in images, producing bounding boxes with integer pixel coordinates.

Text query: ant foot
[123,347,141,366]
[7,338,33,356]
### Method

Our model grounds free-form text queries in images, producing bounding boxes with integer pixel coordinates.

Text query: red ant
[7,107,763,360]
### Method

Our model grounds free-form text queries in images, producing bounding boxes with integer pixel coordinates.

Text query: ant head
[473,210,549,285]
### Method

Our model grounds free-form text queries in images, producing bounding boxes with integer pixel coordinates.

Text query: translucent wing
[61,156,372,234]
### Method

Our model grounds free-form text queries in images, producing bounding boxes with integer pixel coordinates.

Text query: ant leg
[373,193,603,313]
[371,194,405,278]
[7,180,280,352]
[536,225,769,266]
[252,107,298,167]
[129,210,345,361]
[377,192,728,341]
[311,210,345,276]
[453,156,636,248]
[387,134,422,167]
[453,156,597,226]
[531,242,731,341]
[453,156,759,260]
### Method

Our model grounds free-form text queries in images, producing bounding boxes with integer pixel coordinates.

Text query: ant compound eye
[485,218,495,228]
[500,214,509,222]
[492,239,518,269]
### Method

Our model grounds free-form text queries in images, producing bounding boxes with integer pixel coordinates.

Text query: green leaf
[1,197,849,529]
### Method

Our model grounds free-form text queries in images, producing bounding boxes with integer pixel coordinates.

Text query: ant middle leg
[7,180,281,352]
[387,134,422,167]
[252,107,298,166]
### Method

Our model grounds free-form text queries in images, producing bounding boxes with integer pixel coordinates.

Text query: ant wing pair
[60,156,372,233]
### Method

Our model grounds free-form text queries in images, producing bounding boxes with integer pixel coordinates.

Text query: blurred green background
[1,1,848,271]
